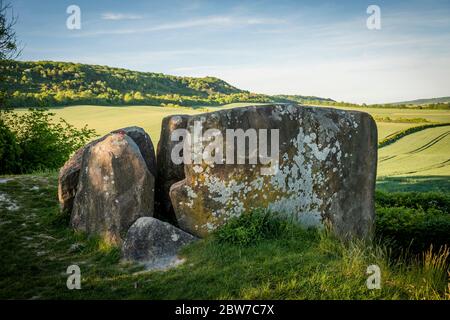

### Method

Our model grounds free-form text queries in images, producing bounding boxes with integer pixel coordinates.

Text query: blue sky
[12,0,450,104]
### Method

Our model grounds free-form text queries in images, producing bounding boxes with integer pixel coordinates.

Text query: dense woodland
[0,60,278,108]
[1,60,449,109]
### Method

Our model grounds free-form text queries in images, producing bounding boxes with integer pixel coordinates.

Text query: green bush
[214,209,294,246]
[0,109,96,174]
[375,191,450,253]
[0,119,21,173]
[375,190,450,213]
[375,206,450,253]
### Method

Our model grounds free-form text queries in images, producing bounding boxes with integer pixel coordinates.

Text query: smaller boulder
[122,217,197,270]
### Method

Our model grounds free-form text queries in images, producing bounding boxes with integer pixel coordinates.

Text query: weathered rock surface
[58,146,86,214]
[122,217,197,270]
[112,126,156,177]
[170,104,377,239]
[58,139,101,213]
[58,126,156,215]
[155,115,190,224]
[70,133,155,244]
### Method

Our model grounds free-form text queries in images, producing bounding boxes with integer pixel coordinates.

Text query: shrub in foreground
[375,190,450,254]
[0,119,21,173]
[375,190,450,213]
[0,108,96,174]
[375,206,450,253]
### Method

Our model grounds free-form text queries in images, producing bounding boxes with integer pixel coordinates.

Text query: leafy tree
[0,117,20,173]
[0,0,19,60]
[0,0,20,112]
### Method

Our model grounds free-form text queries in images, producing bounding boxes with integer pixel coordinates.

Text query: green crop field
[378,125,450,177]
[324,105,450,141]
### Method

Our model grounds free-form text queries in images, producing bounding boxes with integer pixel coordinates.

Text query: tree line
[0,60,281,108]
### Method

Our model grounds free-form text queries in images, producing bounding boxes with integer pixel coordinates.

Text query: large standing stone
[70,133,155,244]
[58,126,156,215]
[154,115,190,224]
[170,104,377,239]
[122,217,197,270]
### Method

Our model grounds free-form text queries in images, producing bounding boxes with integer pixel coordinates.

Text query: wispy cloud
[73,15,286,37]
[149,16,233,31]
[101,13,143,21]
[153,16,284,30]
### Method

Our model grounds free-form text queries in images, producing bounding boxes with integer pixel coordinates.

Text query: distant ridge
[389,97,450,105]
[272,94,336,104]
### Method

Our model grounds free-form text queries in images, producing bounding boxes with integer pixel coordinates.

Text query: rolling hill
[0,60,318,109]
[2,60,449,110]
[390,97,450,105]
[0,60,273,108]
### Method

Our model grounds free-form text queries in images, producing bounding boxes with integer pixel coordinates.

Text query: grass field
[13,104,450,187]
[15,105,205,143]
[0,174,448,300]
[14,104,450,143]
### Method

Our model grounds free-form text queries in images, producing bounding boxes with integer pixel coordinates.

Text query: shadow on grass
[376,175,450,193]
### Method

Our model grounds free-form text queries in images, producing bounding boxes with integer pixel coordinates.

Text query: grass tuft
[214,208,296,246]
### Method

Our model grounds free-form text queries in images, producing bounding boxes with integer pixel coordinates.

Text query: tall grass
[213,210,450,300]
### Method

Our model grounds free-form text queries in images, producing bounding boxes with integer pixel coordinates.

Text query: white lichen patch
[193,165,203,173]
[171,233,180,242]
[0,192,19,211]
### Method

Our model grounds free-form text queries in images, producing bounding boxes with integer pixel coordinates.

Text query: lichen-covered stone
[112,126,156,177]
[58,146,86,214]
[170,104,377,239]
[58,126,156,215]
[122,217,197,270]
[70,133,155,244]
[58,138,103,214]
[155,115,190,224]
